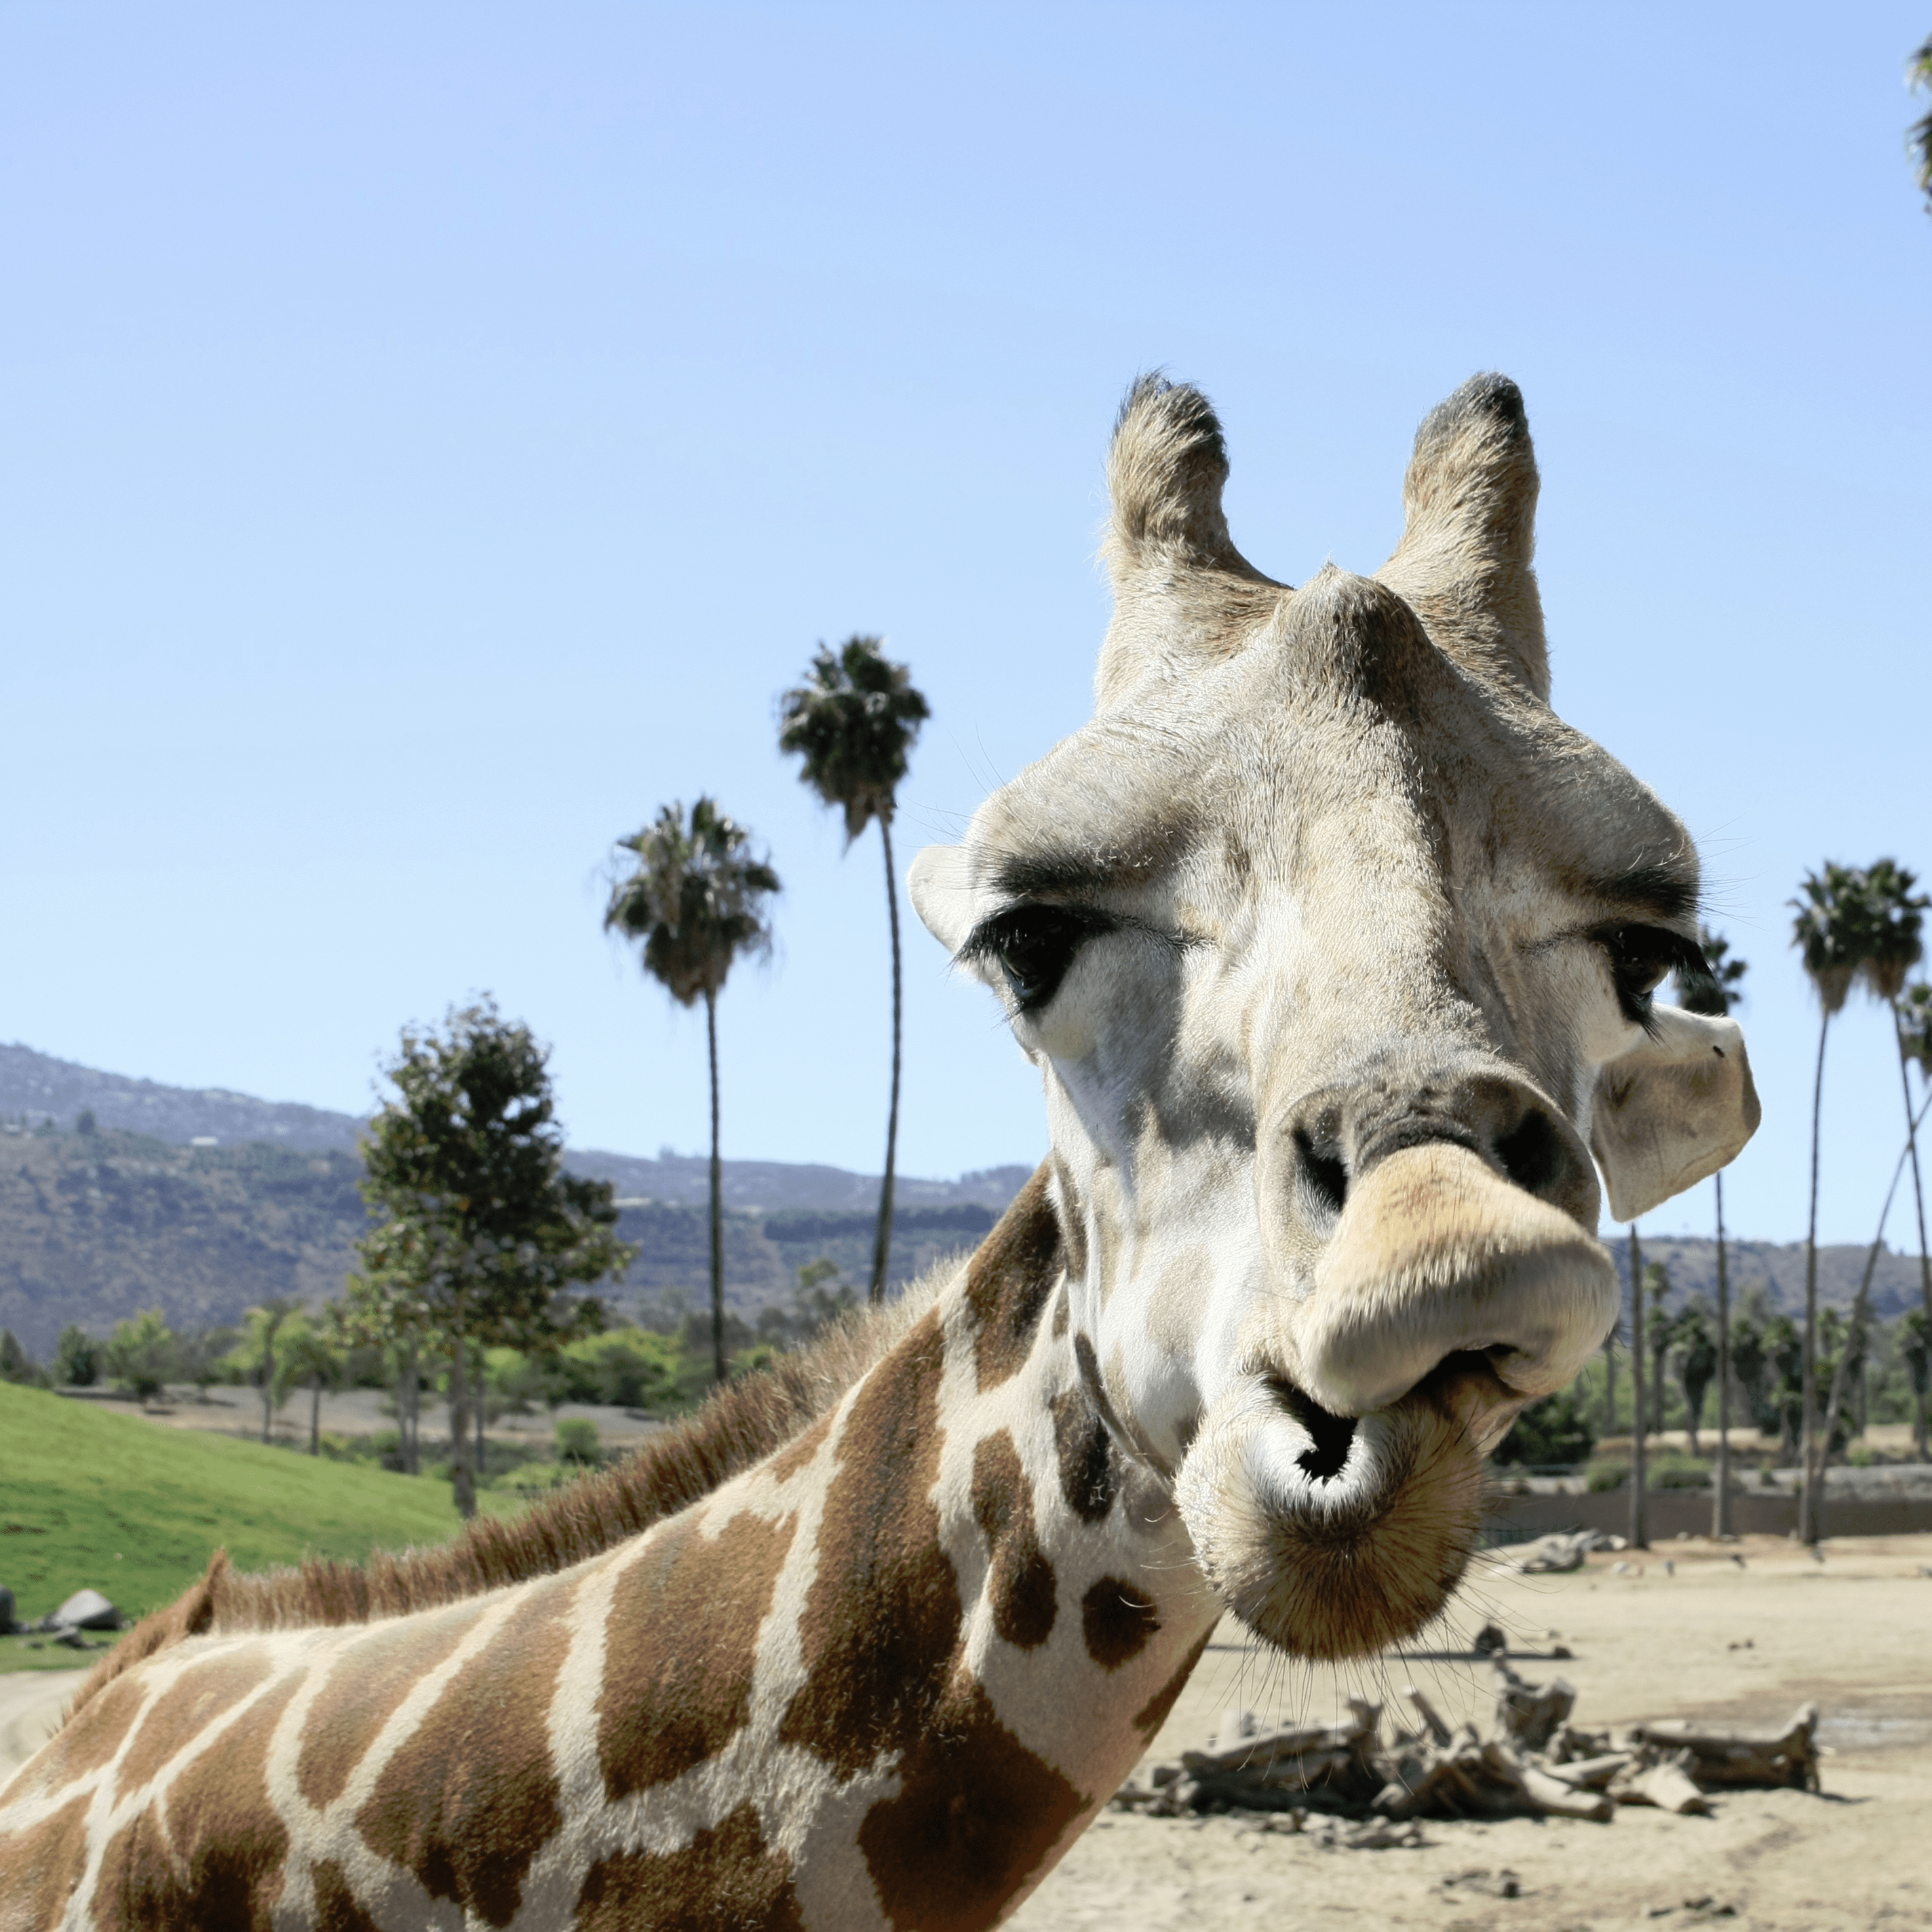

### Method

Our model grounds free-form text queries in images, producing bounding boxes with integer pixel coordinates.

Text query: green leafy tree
[1911,35,1932,208]
[1493,1385,1596,1467]
[0,1330,40,1387]
[779,636,931,1303]
[176,1325,238,1402]
[279,1313,345,1456]
[1790,862,1878,1538]
[1672,1300,1718,1456]
[228,1299,303,1444]
[1675,926,1747,1524]
[344,1002,636,1516]
[605,800,779,1385]
[1903,1308,1931,1455]
[1899,980,1932,1461]
[1645,1261,1674,1435]
[54,1325,100,1389]
[1730,1307,1769,1433]
[104,1307,179,1402]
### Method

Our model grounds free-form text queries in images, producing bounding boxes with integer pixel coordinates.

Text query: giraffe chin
[1174,1368,1493,1662]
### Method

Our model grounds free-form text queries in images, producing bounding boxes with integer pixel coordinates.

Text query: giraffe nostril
[1268,1376,1357,1482]
[1494,1108,1563,1199]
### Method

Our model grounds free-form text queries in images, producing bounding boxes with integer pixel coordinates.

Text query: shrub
[556,1417,602,1465]
[54,1325,100,1388]
[1493,1386,1596,1467]
[1585,1460,1630,1492]
[104,1308,180,1401]
[1647,1452,1711,1490]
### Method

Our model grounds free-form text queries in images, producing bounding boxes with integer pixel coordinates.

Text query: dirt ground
[1012,1533,1932,1932]
[6,1536,1928,1929]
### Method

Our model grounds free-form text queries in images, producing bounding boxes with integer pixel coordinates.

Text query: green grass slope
[0,1383,474,1671]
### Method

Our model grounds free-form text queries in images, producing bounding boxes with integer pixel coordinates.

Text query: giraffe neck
[618,1176,1219,1927]
[0,1177,1218,1932]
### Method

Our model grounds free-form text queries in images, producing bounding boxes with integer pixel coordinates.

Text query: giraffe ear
[908,843,973,954]
[1589,1007,1762,1223]
[1096,377,1276,710]
[1376,372,1550,701]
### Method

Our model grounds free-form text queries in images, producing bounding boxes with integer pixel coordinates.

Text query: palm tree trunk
[448,1330,476,1520]
[1893,999,1932,1467]
[870,815,904,1306]
[1714,1169,1732,1537]
[1628,1224,1648,1549]
[1603,1328,1617,1440]
[706,986,727,1385]
[1800,1011,1831,1546]
[474,1342,486,1480]
[399,1344,420,1475]
[1819,1084,1932,1474]
[260,1324,276,1446]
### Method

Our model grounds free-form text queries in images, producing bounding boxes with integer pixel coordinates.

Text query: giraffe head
[912,374,1758,1659]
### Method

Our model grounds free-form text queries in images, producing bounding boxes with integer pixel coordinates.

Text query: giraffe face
[912,375,1758,1659]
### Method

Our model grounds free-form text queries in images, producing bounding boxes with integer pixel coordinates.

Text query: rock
[1471,1620,1509,1654]
[0,1585,15,1635]
[42,1587,121,1633]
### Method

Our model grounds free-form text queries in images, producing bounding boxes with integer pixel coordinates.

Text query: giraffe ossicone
[1,372,1758,1930]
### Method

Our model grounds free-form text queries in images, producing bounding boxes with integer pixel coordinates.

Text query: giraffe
[0,372,1758,1931]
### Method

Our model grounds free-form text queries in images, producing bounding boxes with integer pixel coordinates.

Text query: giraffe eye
[963,906,1117,1013]
[1599,925,1705,1031]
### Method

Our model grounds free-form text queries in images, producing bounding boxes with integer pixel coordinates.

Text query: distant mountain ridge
[1,1042,1924,1366]
[0,1041,1033,1212]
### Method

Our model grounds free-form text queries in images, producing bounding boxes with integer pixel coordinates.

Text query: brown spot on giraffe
[962,1164,1061,1390]
[96,1670,300,1929]
[1049,1385,1117,1525]
[971,1429,1057,1650]
[0,1794,91,1932]
[296,1597,492,1811]
[1134,1627,1214,1734]
[777,1307,963,1778]
[1080,1575,1161,1669]
[573,1802,805,1932]
[354,1574,579,1927]
[9,1669,146,1799]
[115,1644,276,1801]
[1050,1153,1089,1286]
[599,1505,798,1799]
[768,1408,832,1482]
[858,1676,1088,1932]
[310,1860,385,1932]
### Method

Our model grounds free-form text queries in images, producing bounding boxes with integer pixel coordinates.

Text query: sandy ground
[6,1537,1928,1929]
[1013,1533,1932,1932]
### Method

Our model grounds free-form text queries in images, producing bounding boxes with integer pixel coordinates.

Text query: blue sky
[1,4,1928,1245]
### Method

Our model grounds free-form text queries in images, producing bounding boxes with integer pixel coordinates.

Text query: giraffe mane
[69,1260,958,1716]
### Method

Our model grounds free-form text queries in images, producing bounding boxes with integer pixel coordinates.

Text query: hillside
[0,1118,1018,1359]
[2,1042,1925,1363]
[0,1380,473,1654]
[0,1040,1031,1211]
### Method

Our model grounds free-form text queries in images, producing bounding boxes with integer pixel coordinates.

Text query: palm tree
[606,798,779,1384]
[1790,862,1876,1543]
[779,636,930,1303]
[1861,864,1931,1461]
[1819,1077,1932,1467]
[1627,1224,1648,1549]
[1675,927,1747,1531]
[1911,35,1932,209]
[1902,982,1932,1459]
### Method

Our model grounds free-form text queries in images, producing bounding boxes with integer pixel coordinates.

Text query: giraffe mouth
[1173,1359,1501,1661]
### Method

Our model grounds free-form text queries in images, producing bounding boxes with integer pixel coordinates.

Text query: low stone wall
[1484,1488,1932,1542]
